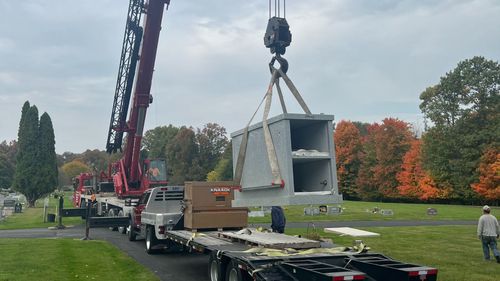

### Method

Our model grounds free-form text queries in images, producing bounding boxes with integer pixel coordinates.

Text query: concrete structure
[231,113,342,207]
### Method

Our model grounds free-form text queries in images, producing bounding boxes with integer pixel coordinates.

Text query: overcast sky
[1,0,499,154]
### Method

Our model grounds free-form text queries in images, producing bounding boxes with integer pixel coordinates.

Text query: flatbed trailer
[155,228,438,281]
[128,186,438,281]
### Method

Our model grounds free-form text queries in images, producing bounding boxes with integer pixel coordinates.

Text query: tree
[13,105,42,207]
[196,123,228,177]
[38,112,58,193]
[0,140,17,189]
[471,147,500,203]
[166,127,203,184]
[61,160,91,180]
[207,141,233,181]
[397,139,449,200]
[334,120,362,199]
[80,149,112,172]
[356,119,412,200]
[419,56,500,203]
[142,125,180,159]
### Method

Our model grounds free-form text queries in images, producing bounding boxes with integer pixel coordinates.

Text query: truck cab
[128,186,184,251]
[72,173,94,208]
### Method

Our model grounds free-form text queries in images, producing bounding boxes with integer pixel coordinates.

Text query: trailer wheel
[208,252,226,281]
[117,210,126,234]
[108,209,118,231]
[225,260,243,281]
[145,225,159,254]
[127,217,137,241]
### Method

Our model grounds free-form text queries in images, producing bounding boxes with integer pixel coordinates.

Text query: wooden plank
[324,227,380,237]
[218,228,320,249]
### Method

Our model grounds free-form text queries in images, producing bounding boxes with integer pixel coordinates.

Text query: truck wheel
[117,210,126,234]
[127,218,137,241]
[108,209,118,231]
[146,225,159,254]
[209,252,226,281]
[225,260,243,281]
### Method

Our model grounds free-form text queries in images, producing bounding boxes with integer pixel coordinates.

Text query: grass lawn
[0,238,158,281]
[0,192,82,230]
[287,225,500,281]
[249,201,490,223]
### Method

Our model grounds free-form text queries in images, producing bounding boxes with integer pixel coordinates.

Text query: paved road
[0,220,476,281]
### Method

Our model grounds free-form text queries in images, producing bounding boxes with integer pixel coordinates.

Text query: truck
[74,0,439,280]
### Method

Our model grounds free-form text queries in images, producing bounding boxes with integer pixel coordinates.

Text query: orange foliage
[372,118,412,198]
[334,121,362,197]
[397,139,449,200]
[471,148,500,201]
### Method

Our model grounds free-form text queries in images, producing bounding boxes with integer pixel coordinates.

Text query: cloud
[0,0,499,153]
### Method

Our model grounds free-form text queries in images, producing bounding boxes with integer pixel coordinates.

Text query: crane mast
[106,0,170,197]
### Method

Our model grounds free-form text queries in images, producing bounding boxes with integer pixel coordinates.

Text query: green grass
[0,238,158,281]
[0,192,82,230]
[286,226,500,281]
[249,201,489,223]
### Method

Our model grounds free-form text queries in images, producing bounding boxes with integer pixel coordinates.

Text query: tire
[225,260,243,281]
[127,217,137,241]
[108,209,118,231]
[145,225,159,254]
[208,252,226,281]
[118,210,126,234]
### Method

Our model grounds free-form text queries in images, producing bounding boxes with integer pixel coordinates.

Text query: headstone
[327,206,342,215]
[427,208,438,215]
[304,206,320,216]
[3,199,16,208]
[248,210,265,217]
[380,209,394,216]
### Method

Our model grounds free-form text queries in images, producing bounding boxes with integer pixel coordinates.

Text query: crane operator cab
[145,159,167,184]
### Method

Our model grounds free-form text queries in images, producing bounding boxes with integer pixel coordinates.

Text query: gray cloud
[1,0,499,153]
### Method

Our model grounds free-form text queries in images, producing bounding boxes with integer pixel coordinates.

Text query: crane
[106,0,170,198]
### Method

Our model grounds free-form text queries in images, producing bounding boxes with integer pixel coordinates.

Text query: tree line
[335,56,499,205]
[0,56,497,206]
[55,123,233,186]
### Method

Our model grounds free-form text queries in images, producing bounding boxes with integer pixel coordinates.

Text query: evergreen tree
[38,112,58,195]
[14,105,41,207]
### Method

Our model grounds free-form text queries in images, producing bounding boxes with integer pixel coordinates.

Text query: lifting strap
[234,55,311,188]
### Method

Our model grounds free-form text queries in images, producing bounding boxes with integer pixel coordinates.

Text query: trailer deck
[163,228,437,281]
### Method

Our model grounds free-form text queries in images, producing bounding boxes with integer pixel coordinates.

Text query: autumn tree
[334,120,362,199]
[356,119,412,200]
[471,147,500,203]
[397,139,449,200]
[420,56,500,203]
